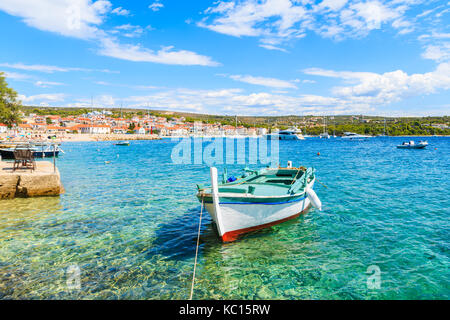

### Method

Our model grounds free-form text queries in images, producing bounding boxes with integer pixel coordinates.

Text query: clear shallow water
[0,137,449,299]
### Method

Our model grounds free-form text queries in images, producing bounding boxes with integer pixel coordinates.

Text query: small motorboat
[397,140,428,149]
[196,162,322,242]
[114,141,130,146]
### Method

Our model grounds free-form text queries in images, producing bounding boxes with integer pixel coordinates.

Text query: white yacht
[266,127,305,140]
[319,116,330,139]
[341,132,373,140]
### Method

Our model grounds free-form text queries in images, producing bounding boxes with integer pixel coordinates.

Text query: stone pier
[0,161,64,199]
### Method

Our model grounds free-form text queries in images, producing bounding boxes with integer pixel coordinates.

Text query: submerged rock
[257,286,275,299]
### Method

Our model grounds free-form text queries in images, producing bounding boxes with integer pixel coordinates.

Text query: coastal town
[0,109,272,141]
[1,109,449,142]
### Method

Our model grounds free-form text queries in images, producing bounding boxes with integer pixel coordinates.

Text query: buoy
[317,152,320,156]
[306,187,322,211]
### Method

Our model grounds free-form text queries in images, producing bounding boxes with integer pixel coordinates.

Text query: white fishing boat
[341,132,373,140]
[196,162,322,242]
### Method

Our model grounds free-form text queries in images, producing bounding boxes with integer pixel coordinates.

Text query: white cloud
[198,0,308,40]
[0,0,218,67]
[0,62,118,74]
[350,1,399,30]
[94,80,160,90]
[418,31,450,63]
[111,6,130,16]
[0,62,71,73]
[19,93,66,103]
[199,0,421,45]
[227,74,298,89]
[119,88,355,115]
[304,63,450,105]
[418,32,450,40]
[303,67,375,81]
[111,24,147,38]
[149,2,164,12]
[0,0,111,40]
[98,38,220,66]
[259,44,289,52]
[96,94,115,106]
[34,81,65,88]
[315,0,348,12]
[1,71,30,80]
[28,73,447,116]
[435,8,449,18]
[422,43,450,62]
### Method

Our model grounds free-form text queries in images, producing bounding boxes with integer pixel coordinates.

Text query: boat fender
[227,176,237,183]
[306,187,322,211]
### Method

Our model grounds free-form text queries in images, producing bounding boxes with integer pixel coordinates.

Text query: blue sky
[0,0,449,116]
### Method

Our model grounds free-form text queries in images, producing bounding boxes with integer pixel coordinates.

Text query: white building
[135,127,146,135]
[80,125,111,134]
[0,124,7,133]
[257,128,267,136]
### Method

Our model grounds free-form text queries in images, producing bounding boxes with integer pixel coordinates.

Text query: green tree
[0,72,21,127]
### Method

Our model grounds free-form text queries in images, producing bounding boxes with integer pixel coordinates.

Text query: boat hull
[279,134,304,140]
[265,134,304,140]
[396,145,426,149]
[203,194,311,242]
[341,136,371,140]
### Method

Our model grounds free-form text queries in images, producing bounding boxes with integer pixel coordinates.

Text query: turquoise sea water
[0,137,449,299]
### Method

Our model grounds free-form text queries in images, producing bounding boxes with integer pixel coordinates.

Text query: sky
[0,0,449,116]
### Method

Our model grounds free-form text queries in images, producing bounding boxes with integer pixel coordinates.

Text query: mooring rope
[290,167,304,185]
[315,178,328,189]
[189,196,204,300]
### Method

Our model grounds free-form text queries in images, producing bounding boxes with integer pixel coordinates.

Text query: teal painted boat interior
[0,137,449,299]
[198,167,314,200]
